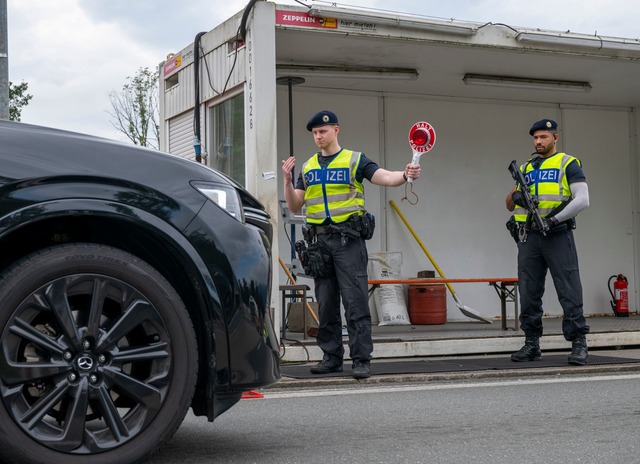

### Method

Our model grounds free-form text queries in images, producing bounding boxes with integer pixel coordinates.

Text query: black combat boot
[511,335,541,362]
[310,359,343,374]
[352,360,371,379]
[568,335,588,365]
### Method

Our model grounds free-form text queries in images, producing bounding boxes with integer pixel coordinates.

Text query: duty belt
[527,218,575,235]
[313,222,357,235]
[306,214,365,241]
[313,224,339,235]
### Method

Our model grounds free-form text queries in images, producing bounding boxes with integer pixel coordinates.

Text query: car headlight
[192,182,244,221]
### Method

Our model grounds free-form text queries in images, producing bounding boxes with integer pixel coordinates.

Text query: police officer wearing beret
[282,110,421,379]
[506,118,590,365]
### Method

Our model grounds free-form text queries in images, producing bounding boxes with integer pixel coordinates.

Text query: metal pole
[286,79,296,260]
[275,76,305,260]
[0,0,9,120]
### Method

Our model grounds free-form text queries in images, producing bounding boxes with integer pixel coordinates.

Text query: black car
[0,120,280,464]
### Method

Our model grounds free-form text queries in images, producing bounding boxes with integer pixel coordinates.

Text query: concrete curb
[280,332,640,362]
[266,362,640,390]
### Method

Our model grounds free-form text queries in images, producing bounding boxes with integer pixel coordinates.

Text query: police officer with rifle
[506,118,590,365]
[282,110,421,379]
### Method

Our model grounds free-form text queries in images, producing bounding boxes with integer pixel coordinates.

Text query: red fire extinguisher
[608,274,628,317]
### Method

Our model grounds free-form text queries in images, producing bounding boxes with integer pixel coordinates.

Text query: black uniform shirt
[565,159,586,184]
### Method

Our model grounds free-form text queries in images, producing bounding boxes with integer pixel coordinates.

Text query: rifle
[508,160,548,237]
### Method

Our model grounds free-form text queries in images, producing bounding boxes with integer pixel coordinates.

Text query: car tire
[0,243,198,464]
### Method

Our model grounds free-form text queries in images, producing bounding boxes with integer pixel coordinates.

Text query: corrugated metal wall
[168,111,196,160]
[161,23,248,162]
[199,42,246,103]
[162,9,247,126]
[163,66,195,119]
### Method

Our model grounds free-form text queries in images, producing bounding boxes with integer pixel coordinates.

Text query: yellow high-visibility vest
[302,149,365,224]
[513,152,579,223]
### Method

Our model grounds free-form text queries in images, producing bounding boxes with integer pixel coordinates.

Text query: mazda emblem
[77,356,94,371]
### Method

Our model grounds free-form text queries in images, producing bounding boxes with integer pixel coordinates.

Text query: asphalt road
[150,372,640,464]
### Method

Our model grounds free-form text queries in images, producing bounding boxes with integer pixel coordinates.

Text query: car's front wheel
[0,243,198,464]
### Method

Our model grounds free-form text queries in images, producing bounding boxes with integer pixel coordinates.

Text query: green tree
[9,81,33,121]
[108,67,159,149]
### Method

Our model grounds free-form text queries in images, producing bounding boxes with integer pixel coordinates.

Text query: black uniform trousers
[517,228,590,341]
[313,232,373,365]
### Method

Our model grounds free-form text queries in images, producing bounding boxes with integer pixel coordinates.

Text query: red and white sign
[163,54,182,77]
[275,10,338,29]
[408,121,436,153]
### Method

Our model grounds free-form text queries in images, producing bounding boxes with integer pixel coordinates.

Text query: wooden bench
[368,278,519,330]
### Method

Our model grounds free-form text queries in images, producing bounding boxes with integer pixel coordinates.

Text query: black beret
[529,118,558,136]
[306,110,339,131]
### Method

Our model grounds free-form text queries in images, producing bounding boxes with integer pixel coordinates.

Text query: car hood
[0,120,264,210]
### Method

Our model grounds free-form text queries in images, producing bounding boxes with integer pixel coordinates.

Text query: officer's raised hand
[281,156,296,183]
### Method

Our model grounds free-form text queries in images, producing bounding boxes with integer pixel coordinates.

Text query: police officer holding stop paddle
[282,110,421,379]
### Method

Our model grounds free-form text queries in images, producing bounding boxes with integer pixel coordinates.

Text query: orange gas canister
[408,283,447,325]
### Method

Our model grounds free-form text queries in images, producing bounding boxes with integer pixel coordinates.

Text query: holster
[295,239,333,278]
[359,212,375,240]
[342,212,375,240]
[506,216,519,244]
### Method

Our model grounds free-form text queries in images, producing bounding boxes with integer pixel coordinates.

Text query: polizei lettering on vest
[525,168,560,185]
[305,169,322,185]
[538,168,560,182]
[305,168,350,185]
[325,168,349,184]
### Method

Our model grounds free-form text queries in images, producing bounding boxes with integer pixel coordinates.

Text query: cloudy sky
[6,0,640,142]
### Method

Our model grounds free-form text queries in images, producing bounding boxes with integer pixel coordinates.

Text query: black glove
[511,190,527,208]
[542,216,558,230]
